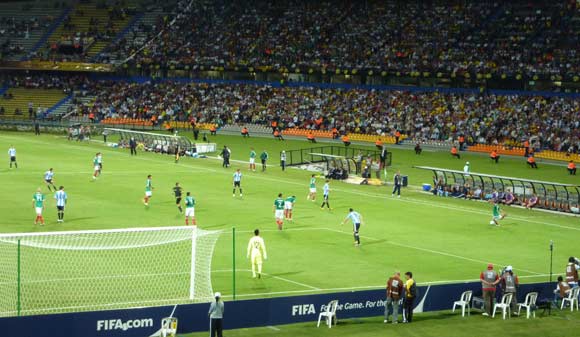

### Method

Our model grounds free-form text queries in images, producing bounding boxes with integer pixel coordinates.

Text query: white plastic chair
[452,290,473,317]
[492,293,513,319]
[317,300,338,328]
[561,287,580,311]
[517,292,538,319]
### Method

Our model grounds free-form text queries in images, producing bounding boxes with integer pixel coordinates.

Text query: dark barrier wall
[0,281,554,337]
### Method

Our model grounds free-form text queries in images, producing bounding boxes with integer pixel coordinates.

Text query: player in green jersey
[284,195,296,221]
[32,188,45,225]
[307,174,317,201]
[273,193,285,230]
[184,192,196,226]
[143,175,153,206]
[249,147,257,171]
[490,200,506,226]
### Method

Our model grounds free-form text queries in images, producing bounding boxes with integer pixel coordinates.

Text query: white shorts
[284,201,293,210]
[249,158,255,164]
[35,207,43,216]
[94,165,100,171]
[275,209,284,219]
[492,215,501,221]
[185,207,195,217]
[309,188,316,193]
[145,191,152,197]
[251,253,263,265]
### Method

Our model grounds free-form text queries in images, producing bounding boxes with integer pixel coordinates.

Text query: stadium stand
[0,88,67,119]
[105,0,579,79]
[42,2,134,61]
[0,3,63,61]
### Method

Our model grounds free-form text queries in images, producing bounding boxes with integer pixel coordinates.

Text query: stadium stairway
[93,11,144,62]
[45,3,133,59]
[25,7,72,61]
[44,94,74,119]
[0,88,66,119]
[0,3,64,61]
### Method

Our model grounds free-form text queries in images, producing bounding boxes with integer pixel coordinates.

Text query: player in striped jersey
[32,188,45,225]
[233,169,243,197]
[342,208,364,246]
[273,193,285,230]
[184,192,196,226]
[44,168,57,191]
[92,153,100,180]
[307,174,316,201]
[54,186,67,223]
[8,145,17,168]
[143,175,153,206]
[320,180,331,210]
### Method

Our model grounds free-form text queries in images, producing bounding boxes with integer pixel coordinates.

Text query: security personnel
[500,266,519,312]
[527,155,538,169]
[450,145,460,159]
[375,138,383,150]
[209,125,217,135]
[490,150,500,163]
[480,263,500,316]
[307,130,316,143]
[395,130,401,145]
[568,161,576,175]
[403,272,416,323]
[342,134,351,147]
[241,127,249,137]
[458,135,465,150]
[208,292,224,337]
[384,271,404,324]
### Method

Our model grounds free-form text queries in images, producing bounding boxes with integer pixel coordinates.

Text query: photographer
[500,266,519,312]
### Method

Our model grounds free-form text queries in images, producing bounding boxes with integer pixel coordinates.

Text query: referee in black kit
[392,170,402,198]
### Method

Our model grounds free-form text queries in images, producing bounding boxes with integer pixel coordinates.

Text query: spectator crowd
[96,0,579,78]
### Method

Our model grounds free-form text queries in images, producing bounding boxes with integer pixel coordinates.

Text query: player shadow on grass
[360,239,387,246]
[59,216,98,222]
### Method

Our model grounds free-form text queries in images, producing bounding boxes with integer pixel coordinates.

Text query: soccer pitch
[0,131,578,317]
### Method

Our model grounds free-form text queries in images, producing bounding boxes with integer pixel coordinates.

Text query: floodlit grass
[0,130,578,324]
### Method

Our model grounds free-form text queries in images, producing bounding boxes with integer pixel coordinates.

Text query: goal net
[0,226,221,317]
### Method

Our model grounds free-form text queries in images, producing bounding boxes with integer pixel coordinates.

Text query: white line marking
[322,227,545,275]
[266,326,281,331]
[214,269,320,290]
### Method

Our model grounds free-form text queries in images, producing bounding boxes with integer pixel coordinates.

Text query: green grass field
[0,130,579,335]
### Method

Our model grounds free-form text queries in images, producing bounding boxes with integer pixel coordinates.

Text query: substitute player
[32,188,45,225]
[341,208,363,246]
[490,200,506,226]
[320,180,331,210]
[92,153,100,180]
[274,193,285,230]
[44,168,57,191]
[8,145,17,168]
[184,192,196,226]
[249,148,256,171]
[307,174,316,201]
[54,185,67,223]
[233,169,243,197]
[173,182,183,213]
[284,195,296,221]
[143,175,153,206]
[247,229,267,278]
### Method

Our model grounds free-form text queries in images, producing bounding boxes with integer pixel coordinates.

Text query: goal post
[0,226,222,317]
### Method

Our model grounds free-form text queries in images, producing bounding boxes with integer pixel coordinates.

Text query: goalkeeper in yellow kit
[247,229,267,278]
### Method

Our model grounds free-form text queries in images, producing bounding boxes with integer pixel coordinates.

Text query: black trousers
[392,184,401,196]
[210,318,223,337]
[404,297,414,322]
[130,147,137,155]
